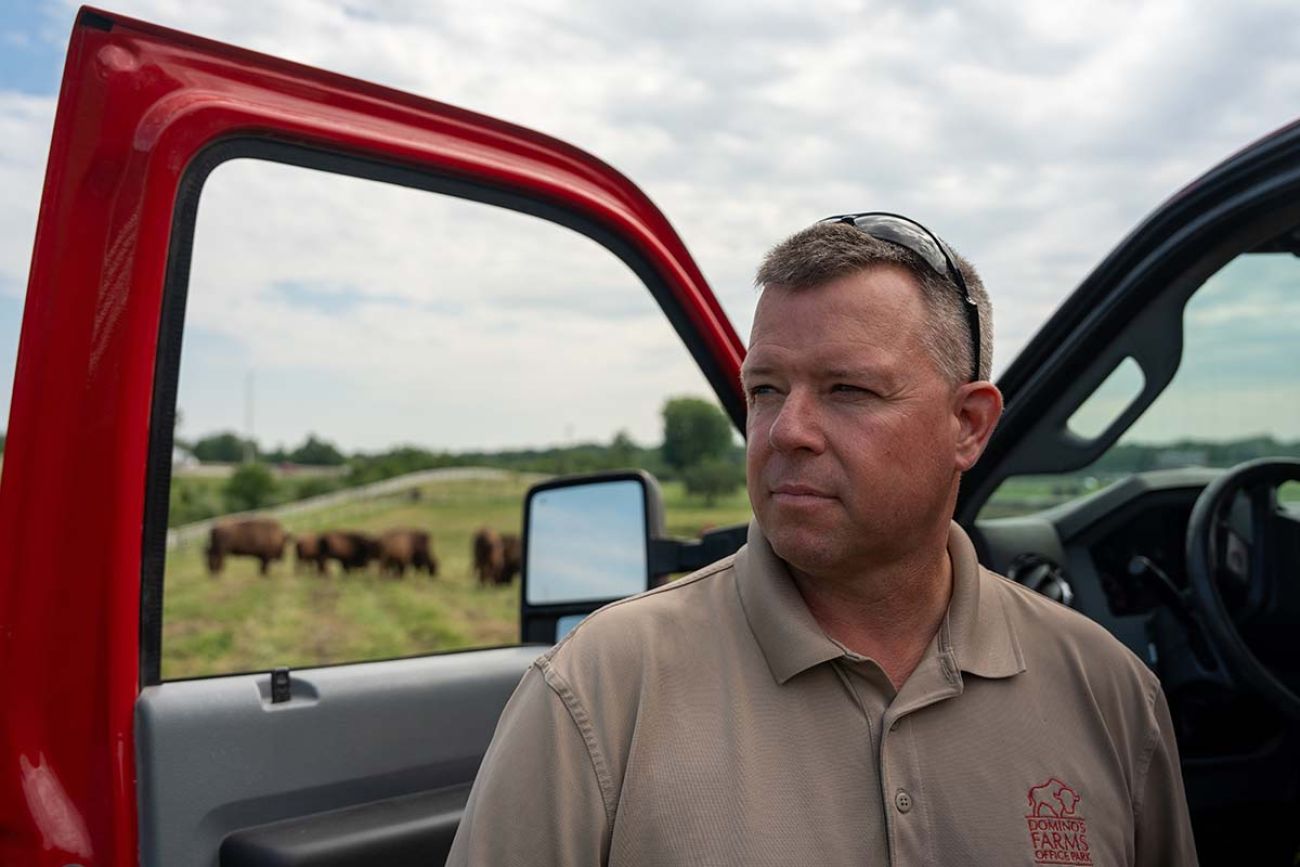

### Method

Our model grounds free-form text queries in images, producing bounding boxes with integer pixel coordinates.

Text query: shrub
[223,463,277,512]
[681,457,744,506]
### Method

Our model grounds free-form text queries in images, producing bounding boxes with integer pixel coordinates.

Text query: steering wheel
[1185,458,1300,721]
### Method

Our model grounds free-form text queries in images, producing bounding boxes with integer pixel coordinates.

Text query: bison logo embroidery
[1027,778,1081,817]
[1025,778,1092,865]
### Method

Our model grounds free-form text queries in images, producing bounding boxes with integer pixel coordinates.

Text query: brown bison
[472,527,521,586]
[500,533,522,585]
[318,530,380,574]
[294,532,323,574]
[206,517,289,576]
[378,528,438,578]
[472,527,504,586]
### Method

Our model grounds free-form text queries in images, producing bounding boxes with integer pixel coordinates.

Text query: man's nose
[766,390,825,454]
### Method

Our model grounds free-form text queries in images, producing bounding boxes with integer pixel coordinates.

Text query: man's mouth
[770,484,833,499]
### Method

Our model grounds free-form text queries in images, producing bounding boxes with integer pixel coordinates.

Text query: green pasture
[163,466,1296,679]
[162,474,754,680]
[983,474,1300,520]
[979,474,1109,519]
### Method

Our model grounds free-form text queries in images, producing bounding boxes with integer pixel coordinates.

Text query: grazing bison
[206,517,289,576]
[472,527,504,586]
[472,527,521,586]
[378,528,438,578]
[318,530,380,574]
[499,533,522,585]
[294,532,324,574]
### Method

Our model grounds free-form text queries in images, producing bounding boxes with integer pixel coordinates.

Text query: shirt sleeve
[445,662,612,867]
[1132,684,1199,866]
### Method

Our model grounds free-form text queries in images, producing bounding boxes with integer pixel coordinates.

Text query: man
[447,214,1197,865]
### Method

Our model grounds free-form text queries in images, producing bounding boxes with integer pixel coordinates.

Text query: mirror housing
[520,471,665,643]
[520,470,751,643]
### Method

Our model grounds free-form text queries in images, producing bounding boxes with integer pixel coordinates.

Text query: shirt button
[895,789,913,813]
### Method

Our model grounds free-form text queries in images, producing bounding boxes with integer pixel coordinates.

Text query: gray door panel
[136,646,541,867]
[219,784,471,866]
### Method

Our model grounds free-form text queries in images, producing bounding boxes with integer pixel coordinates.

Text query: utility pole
[243,369,255,464]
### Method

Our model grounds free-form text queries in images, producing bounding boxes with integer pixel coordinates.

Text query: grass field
[982,474,1300,520]
[162,474,753,680]
[979,474,1111,519]
[164,468,1298,679]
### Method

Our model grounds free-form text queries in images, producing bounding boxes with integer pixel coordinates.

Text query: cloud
[7,0,1300,446]
[176,159,717,450]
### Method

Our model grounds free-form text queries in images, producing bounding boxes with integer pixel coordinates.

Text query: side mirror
[520,471,665,643]
[520,470,751,644]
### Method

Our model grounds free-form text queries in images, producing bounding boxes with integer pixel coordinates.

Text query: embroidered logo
[1025,778,1092,865]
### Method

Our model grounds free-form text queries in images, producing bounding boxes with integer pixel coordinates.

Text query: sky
[3,0,1300,452]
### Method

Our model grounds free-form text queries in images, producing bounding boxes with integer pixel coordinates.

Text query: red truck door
[0,7,743,865]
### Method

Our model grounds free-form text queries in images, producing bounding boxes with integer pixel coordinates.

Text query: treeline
[169,397,746,526]
[178,427,1300,496]
[179,432,740,484]
[346,437,677,485]
[169,437,694,527]
[181,432,346,466]
[1089,436,1300,474]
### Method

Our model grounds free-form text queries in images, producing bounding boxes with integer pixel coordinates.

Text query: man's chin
[760,520,844,575]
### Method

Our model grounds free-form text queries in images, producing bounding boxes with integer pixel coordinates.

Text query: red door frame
[0,8,743,864]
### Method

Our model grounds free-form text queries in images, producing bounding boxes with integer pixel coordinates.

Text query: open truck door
[0,8,744,865]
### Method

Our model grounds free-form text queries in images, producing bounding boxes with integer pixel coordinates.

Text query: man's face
[742,265,963,579]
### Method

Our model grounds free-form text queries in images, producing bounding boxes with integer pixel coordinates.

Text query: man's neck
[790,541,953,691]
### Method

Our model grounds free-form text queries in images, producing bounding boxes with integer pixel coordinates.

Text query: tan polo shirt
[447,522,1197,866]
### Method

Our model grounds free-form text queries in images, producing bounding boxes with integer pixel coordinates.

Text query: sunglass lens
[847,215,947,276]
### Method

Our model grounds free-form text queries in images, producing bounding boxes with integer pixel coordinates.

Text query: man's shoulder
[536,552,741,682]
[985,566,1158,694]
[983,567,1173,767]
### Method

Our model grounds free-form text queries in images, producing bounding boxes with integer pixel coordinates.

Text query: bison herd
[204,517,521,586]
[294,528,438,577]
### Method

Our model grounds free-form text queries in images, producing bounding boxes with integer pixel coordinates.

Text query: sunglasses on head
[820,211,981,383]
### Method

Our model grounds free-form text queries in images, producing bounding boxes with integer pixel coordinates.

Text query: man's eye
[747,385,777,400]
[831,384,874,397]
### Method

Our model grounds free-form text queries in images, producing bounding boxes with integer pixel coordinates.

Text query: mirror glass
[526,480,648,605]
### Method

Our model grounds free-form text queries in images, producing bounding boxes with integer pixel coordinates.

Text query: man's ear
[952,382,1003,472]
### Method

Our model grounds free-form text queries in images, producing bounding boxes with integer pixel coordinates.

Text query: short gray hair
[754,222,993,384]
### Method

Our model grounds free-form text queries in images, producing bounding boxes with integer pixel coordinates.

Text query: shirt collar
[733,522,844,684]
[941,521,1026,680]
[733,521,1025,686]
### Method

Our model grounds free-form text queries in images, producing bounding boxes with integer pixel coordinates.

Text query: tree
[681,457,744,506]
[292,475,343,500]
[608,429,638,468]
[262,444,290,464]
[192,431,258,463]
[289,434,346,466]
[661,397,734,473]
[223,463,276,512]
[347,445,444,485]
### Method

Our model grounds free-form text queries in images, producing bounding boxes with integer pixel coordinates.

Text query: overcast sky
[3,0,1300,452]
